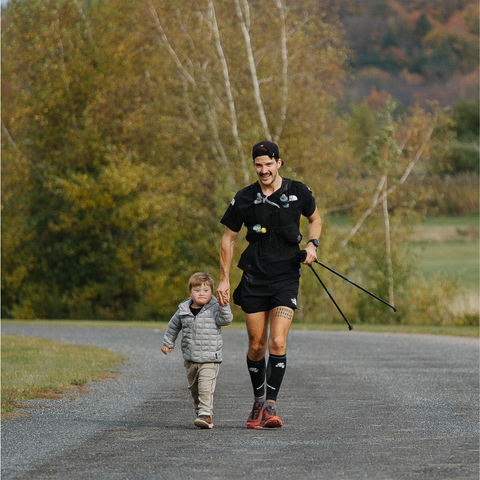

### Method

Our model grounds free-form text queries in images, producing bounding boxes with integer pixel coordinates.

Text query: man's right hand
[216,280,231,306]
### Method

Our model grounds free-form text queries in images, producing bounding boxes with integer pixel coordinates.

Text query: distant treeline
[333,0,479,107]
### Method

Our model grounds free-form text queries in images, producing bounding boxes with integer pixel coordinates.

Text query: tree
[146,0,349,205]
[2,0,181,318]
[339,98,457,323]
[2,0,351,319]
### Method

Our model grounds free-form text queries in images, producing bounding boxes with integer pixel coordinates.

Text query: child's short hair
[188,272,214,292]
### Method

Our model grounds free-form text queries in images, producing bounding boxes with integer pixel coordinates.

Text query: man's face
[254,155,282,187]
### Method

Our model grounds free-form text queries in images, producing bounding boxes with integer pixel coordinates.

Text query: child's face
[190,282,212,308]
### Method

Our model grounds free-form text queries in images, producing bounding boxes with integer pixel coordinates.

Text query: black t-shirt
[220,178,316,280]
[190,304,202,316]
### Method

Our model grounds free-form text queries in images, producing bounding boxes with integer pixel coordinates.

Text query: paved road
[1,324,478,479]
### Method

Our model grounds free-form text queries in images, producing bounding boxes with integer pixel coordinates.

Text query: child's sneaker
[260,403,282,428]
[246,401,264,429]
[194,415,213,429]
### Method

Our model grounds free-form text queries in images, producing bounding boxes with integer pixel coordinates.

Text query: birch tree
[335,98,453,323]
[1,0,351,320]
[147,0,349,207]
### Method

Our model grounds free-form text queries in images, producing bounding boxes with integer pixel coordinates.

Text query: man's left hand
[303,243,318,265]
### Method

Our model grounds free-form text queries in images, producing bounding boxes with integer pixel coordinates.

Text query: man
[216,140,321,428]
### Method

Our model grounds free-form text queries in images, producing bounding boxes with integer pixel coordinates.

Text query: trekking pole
[313,260,398,312]
[308,265,354,331]
[296,250,398,313]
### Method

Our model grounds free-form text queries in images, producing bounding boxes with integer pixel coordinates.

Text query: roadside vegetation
[2,0,478,327]
[1,335,126,415]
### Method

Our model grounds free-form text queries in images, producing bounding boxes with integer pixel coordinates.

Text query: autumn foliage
[2,0,477,323]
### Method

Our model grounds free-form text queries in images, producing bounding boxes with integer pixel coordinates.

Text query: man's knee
[248,339,267,359]
[268,334,287,354]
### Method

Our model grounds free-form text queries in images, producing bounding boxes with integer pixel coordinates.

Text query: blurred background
[2,0,478,326]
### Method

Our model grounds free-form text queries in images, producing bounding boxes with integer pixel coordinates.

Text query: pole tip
[348,325,354,331]
[393,307,398,312]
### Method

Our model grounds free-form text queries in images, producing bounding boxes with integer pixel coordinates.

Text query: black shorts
[233,272,299,313]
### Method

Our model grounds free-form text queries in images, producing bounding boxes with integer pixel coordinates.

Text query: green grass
[2,319,478,337]
[290,323,479,337]
[330,214,479,299]
[411,240,479,292]
[1,335,126,414]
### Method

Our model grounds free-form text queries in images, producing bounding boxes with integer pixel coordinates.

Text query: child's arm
[216,302,233,326]
[162,311,182,352]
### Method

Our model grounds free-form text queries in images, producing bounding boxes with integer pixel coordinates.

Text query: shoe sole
[261,416,283,428]
[194,419,213,429]
[246,422,263,429]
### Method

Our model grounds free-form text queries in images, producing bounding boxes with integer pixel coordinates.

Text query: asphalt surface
[1,324,479,480]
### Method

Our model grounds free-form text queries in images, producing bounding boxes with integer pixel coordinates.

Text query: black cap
[252,140,280,160]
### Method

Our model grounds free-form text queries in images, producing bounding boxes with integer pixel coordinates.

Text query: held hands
[216,280,230,306]
[161,345,172,355]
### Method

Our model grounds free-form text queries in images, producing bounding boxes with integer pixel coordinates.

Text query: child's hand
[161,345,172,355]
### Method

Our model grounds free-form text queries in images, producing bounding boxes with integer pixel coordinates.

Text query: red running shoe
[246,401,264,429]
[260,403,282,428]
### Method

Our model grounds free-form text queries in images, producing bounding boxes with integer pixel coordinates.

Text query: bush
[409,173,479,216]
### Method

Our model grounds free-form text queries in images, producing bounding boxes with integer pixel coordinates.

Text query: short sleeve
[292,181,316,218]
[220,195,244,233]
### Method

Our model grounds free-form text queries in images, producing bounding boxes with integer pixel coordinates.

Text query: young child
[161,272,233,429]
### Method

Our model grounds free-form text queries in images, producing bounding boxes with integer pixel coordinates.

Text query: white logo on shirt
[289,195,298,201]
[231,199,235,205]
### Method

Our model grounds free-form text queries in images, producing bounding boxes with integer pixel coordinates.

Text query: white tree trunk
[272,0,289,143]
[382,180,394,307]
[234,0,271,139]
[207,0,250,184]
[341,112,438,247]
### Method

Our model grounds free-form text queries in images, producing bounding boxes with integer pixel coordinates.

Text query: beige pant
[184,361,220,417]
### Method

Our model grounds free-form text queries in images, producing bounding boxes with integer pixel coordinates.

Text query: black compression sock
[247,356,266,399]
[266,354,287,402]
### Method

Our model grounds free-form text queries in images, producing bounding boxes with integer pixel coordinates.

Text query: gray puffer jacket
[163,296,233,363]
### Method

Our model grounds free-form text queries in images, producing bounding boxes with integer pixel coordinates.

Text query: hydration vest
[245,179,302,245]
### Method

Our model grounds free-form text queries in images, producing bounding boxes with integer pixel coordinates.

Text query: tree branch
[234,0,270,139]
[340,111,438,247]
[208,0,249,184]
[341,174,386,247]
[149,1,196,86]
[272,0,289,143]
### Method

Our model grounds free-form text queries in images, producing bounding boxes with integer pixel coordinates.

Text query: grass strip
[411,240,479,291]
[1,335,126,415]
[2,320,478,337]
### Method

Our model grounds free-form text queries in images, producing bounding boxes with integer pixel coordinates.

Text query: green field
[331,214,479,289]
[411,216,479,308]
[411,240,479,292]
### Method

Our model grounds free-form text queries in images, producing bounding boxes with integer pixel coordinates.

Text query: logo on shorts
[291,298,297,306]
